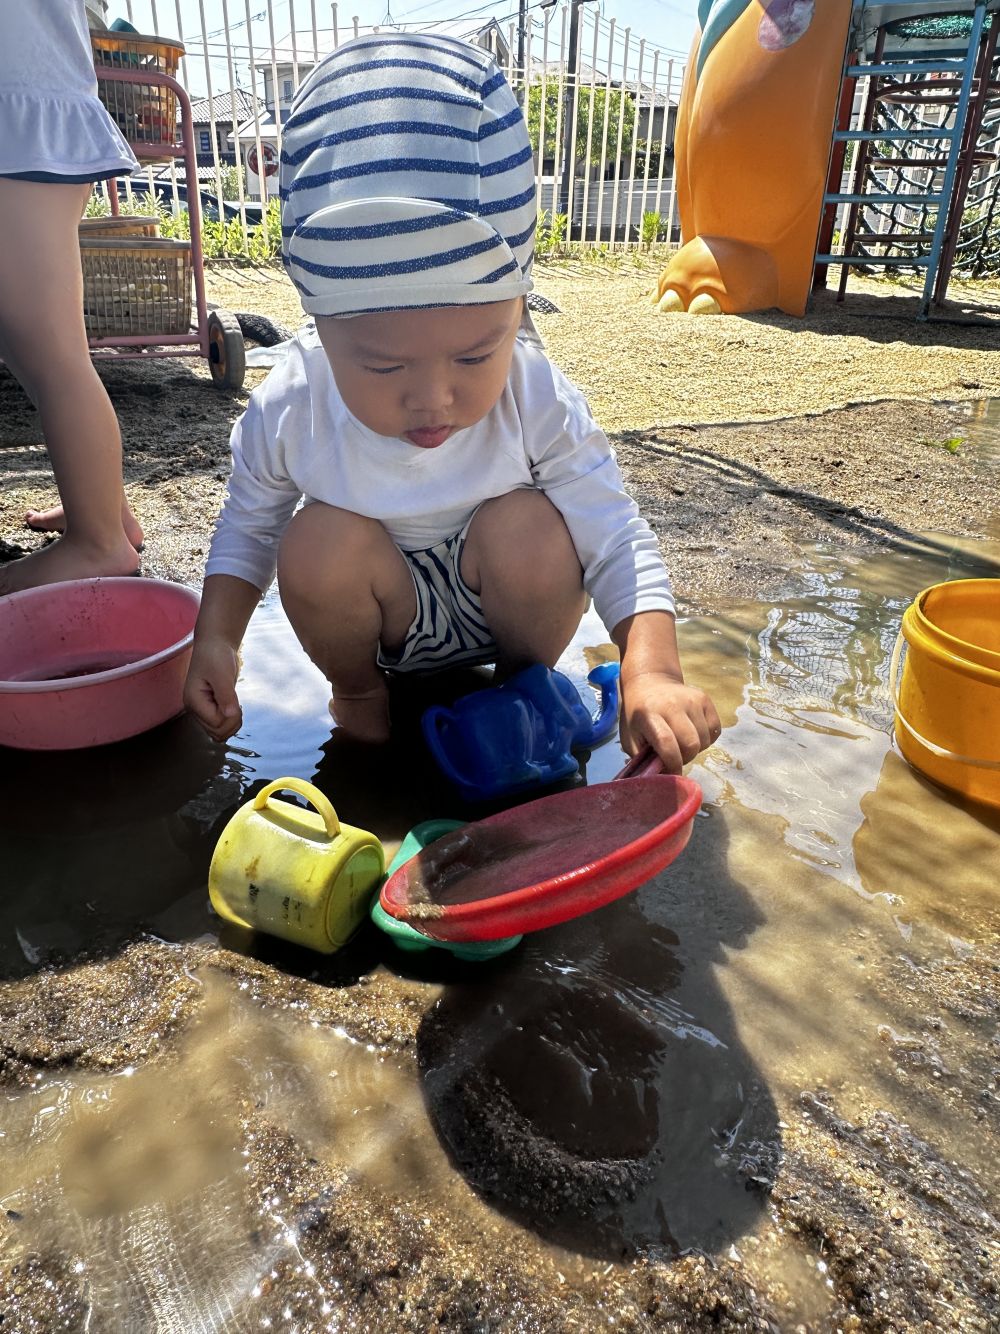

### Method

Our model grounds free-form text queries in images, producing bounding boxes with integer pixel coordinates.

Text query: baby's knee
[278,504,389,599]
[474,490,581,579]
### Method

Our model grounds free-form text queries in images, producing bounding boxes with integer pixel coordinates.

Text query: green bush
[84,192,111,218]
[218,164,245,201]
[527,82,636,170]
[535,210,567,258]
[639,210,668,248]
[117,191,164,219]
[250,197,283,261]
[84,188,283,262]
[633,139,663,178]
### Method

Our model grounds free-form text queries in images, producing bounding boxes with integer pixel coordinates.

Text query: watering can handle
[889,633,1000,770]
[253,777,342,838]
[422,707,475,791]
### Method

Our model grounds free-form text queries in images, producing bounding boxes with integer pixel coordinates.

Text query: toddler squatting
[184,32,720,770]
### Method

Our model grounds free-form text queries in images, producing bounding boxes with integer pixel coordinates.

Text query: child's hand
[619,670,721,773]
[184,635,243,742]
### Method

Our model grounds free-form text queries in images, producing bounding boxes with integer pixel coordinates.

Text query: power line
[203,6,275,41]
[187,0,689,80]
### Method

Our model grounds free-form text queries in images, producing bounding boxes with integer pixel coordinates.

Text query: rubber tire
[207,308,246,390]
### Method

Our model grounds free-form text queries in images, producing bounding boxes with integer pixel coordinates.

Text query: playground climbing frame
[815,0,1000,317]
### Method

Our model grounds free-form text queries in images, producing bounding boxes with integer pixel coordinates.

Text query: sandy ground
[2,256,998,599]
[1,259,998,1331]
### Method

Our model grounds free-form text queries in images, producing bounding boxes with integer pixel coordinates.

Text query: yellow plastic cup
[208,777,385,952]
[891,579,1000,810]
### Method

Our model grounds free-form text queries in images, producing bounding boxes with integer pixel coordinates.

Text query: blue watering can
[422,661,621,802]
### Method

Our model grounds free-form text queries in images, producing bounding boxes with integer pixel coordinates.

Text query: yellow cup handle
[253,777,342,839]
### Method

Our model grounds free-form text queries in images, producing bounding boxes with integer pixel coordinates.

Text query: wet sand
[0,267,999,1331]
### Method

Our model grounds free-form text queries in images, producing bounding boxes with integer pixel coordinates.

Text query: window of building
[199,129,212,154]
[283,78,294,100]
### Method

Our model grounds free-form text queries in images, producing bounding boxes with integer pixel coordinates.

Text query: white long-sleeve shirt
[206,327,675,634]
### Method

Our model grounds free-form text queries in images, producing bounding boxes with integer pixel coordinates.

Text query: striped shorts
[377,516,497,674]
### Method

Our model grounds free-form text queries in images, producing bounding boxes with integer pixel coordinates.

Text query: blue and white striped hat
[279,33,537,317]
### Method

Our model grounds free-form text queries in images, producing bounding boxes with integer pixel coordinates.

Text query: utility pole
[516,0,527,104]
[559,0,594,217]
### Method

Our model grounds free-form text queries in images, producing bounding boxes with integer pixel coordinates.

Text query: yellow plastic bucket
[891,579,1000,810]
[209,778,385,952]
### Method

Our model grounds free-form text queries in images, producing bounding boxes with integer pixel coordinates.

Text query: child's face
[316,298,522,448]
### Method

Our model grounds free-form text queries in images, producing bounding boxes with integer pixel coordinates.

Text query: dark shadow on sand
[750,286,1000,348]
[415,801,781,1260]
[0,712,243,979]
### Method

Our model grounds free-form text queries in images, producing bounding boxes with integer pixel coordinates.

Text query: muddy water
[1,415,999,1327]
[1,974,607,1328]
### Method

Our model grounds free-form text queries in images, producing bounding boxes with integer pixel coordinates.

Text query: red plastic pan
[379,751,703,942]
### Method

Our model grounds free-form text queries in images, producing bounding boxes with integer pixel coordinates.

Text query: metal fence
[99,0,687,254]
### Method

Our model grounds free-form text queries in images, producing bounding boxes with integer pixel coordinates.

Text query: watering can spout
[575,661,621,748]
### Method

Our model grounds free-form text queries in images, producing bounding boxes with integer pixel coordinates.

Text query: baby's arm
[612,610,721,772]
[516,350,719,770]
[185,389,303,740]
[185,574,261,741]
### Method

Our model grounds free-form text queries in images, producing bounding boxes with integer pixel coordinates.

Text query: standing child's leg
[461,489,588,671]
[277,502,417,743]
[0,179,140,593]
[24,495,143,549]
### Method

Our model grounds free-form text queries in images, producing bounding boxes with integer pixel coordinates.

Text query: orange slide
[655,0,852,316]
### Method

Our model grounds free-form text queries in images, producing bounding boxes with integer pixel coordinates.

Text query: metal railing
[101,0,687,255]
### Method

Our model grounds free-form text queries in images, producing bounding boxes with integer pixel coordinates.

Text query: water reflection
[695,536,1000,905]
[854,749,1000,949]
[1,980,319,1331]
[1,972,620,1328]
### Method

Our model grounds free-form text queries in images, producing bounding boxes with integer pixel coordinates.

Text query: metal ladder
[814,0,991,318]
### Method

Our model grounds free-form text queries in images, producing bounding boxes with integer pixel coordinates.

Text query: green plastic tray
[370,818,522,961]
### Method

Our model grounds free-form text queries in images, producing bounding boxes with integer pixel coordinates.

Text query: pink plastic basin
[0,577,201,751]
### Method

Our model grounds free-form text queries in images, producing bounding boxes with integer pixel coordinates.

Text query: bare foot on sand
[329,684,391,743]
[25,499,145,551]
[0,534,141,596]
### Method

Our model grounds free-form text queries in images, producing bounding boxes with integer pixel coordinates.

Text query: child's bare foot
[0,534,140,596]
[25,500,145,551]
[329,685,391,743]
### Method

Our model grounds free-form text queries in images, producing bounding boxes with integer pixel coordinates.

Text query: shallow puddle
[1,408,998,1327]
[0,973,609,1328]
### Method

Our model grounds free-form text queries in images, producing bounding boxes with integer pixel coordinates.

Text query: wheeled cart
[87,31,245,389]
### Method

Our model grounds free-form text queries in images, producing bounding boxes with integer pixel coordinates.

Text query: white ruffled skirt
[0,86,138,179]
